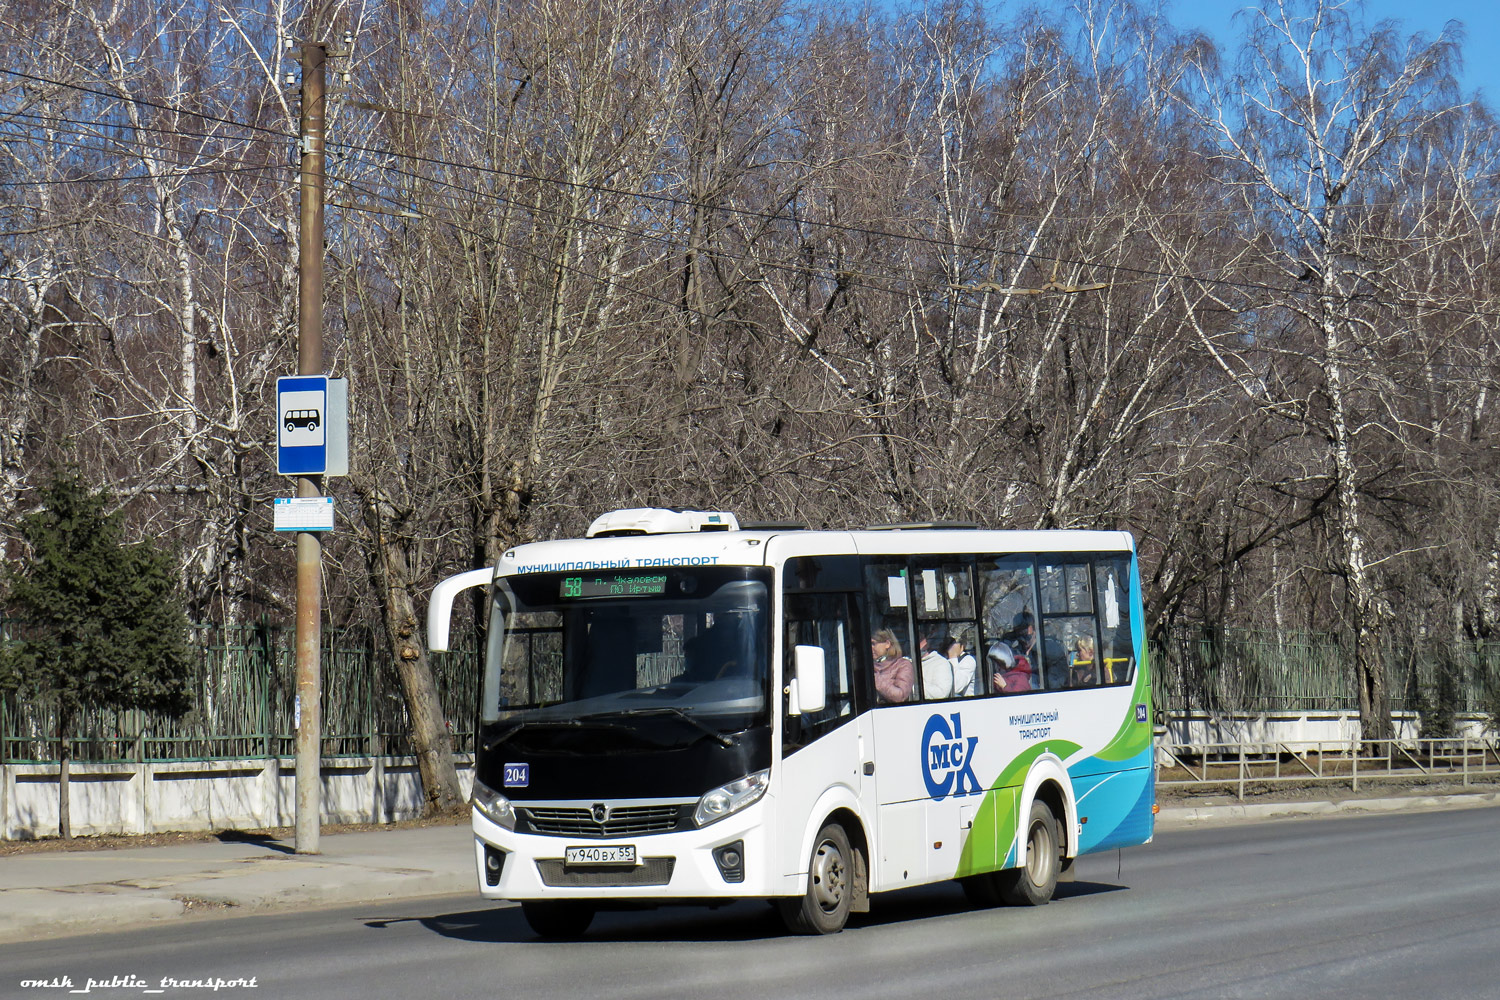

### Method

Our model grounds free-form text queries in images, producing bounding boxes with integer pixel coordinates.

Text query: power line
[0,67,294,140]
[0,110,290,186]
[9,65,1500,323]
[327,153,930,300]
[3,107,284,153]
[326,175,1500,394]
[0,162,286,187]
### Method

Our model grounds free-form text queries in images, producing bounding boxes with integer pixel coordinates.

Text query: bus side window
[977,555,1038,694]
[862,560,919,703]
[784,594,857,747]
[1038,558,1095,691]
[911,559,978,701]
[1095,555,1136,685]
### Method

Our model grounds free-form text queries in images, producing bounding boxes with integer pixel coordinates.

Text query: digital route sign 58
[559,573,669,598]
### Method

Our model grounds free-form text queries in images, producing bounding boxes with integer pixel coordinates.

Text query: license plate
[564,845,637,866]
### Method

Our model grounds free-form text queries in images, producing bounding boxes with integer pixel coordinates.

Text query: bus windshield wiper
[482,717,580,751]
[577,706,737,747]
[485,715,657,752]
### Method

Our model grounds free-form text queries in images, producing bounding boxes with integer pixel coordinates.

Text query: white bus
[428,508,1155,937]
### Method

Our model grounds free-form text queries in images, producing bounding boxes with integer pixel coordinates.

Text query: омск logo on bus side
[922,712,980,800]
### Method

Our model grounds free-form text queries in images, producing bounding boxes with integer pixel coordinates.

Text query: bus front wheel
[995,800,1060,906]
[521,900,595,939]
[778,823,852,934]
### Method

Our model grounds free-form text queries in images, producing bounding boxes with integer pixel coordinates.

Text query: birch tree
[1180,0,1463,740]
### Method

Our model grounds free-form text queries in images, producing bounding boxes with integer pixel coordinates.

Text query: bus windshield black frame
[483,567,773,735]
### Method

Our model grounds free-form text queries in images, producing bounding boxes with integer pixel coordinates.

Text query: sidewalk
[3,789,1497,944]
[0,823,475,944]
[1154,787,1500,829]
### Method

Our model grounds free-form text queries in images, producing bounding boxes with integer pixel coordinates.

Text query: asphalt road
[4,806,1497,1000]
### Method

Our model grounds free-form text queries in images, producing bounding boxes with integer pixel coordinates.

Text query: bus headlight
[472,780,516,831]
[694,769,769,827]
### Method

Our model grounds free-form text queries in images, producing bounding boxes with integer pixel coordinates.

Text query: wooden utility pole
[294,39,326,856]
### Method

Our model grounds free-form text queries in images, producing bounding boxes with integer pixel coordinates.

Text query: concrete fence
[6,710,1495,840]
[0,755,474,841]
[1156,709,1492,745]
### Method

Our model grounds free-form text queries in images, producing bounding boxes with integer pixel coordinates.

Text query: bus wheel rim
[1026,820,1054,886]
[810,839,846,912]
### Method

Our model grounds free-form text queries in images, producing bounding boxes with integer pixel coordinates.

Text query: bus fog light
[472,780,516,831]
[713,840,746,883]
[483,846,506,886]
[694,770,769,827]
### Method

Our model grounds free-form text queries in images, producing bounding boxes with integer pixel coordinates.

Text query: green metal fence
[1,619,481,764]
[1151,627,1500,716]
[6,621,1497,763]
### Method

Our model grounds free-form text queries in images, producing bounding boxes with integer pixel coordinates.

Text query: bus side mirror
[427,568,494,651]
[791,645,826,715]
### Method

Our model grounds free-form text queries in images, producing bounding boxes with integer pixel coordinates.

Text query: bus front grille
[535,857,676,887]
[520,805,684,838]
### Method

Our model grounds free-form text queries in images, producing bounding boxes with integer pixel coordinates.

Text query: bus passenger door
[779,593,870,893]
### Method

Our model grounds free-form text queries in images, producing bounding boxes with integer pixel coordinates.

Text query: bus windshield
[483,569,771,739]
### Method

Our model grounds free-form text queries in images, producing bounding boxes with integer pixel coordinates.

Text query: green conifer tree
[0,471,192,838]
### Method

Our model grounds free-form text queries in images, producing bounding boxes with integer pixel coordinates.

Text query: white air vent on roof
[585,508,740,537]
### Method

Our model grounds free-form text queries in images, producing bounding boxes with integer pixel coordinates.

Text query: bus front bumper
[471,803,775,901]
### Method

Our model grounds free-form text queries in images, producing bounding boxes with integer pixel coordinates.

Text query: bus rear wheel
[778,823,852,934]
[995,800,1060,906]
[521,901,595,939]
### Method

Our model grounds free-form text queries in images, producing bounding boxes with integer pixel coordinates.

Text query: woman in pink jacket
[871,629,915,703]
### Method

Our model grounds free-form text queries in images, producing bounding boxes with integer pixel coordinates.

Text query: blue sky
[1168,1,1500,102]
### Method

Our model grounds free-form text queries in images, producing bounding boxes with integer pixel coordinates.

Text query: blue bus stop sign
[277,375,327,475]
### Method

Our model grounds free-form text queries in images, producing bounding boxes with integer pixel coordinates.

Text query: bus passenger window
[1095,556,1137,685]
[910,560,980,702]
[977,556,1038,694]
[1038,558,1096,690]
[864,562,917,704]
[1052,618,1098,688]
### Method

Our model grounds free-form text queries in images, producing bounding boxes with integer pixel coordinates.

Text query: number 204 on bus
[427,508,1155,938]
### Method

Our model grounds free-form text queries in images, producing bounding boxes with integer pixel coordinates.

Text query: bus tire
[996,800,1060,906]
[521,901,595,939]
[778,823,852,934]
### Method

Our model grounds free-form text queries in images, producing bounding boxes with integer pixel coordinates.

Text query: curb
[1156,790,1500,828]
[0,872,476,945]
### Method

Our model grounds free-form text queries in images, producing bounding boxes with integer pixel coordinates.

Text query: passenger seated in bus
[871,630,914,703]
[944,634,977,697]
[919,632,953,700]
[1010,611,1066,689]
[1068,636,1097,688]
[988,641,1033,694]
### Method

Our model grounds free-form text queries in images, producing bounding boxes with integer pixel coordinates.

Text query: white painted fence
[0,756,474,841]
[1156,709,1491,745]
[5,710,1494,840]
